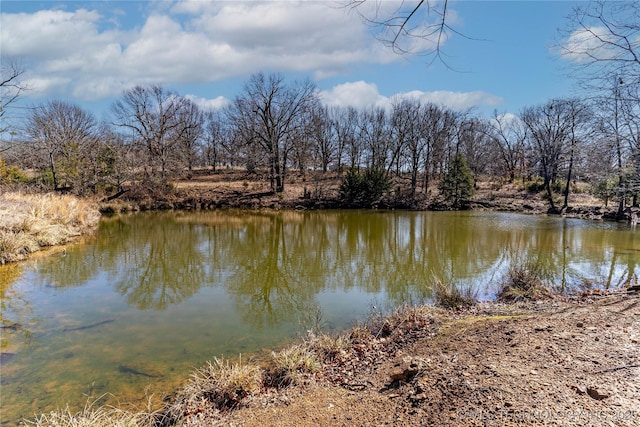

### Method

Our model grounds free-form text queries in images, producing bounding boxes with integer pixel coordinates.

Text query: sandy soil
[201,294,640,427]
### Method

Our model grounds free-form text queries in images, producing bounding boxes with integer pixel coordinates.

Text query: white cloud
[559,26,640,64]
[0,9,105,59]
[0,1,400,101]
[22,76,73,98]
[399,90,504,110]
[1,0,490,112]
[319,81,390,110]
[185,94,230,111]
[320,82,503,111]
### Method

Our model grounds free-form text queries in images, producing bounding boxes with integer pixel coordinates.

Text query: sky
[1,0,589,127]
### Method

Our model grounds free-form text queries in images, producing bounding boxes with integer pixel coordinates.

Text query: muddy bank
[98,173,630,223]
[214,294,639,427]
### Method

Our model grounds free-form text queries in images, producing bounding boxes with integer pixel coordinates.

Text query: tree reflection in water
[18,210,640,325]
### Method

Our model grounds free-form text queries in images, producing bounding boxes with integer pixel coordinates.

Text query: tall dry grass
[0,191,101,264]
[24,394,161,427]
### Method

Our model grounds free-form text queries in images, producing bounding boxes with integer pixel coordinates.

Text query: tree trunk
[562,145,575,210]
[544,176,557,213]
[49,151,58,190]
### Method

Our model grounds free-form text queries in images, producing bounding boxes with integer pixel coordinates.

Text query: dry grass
[433,280,477,309]
[307,331,352,361]
[166,356,263,423]
[496,263,552,302]
[24,395,159,427]
[269,344,321,387]
[0,192,100,264]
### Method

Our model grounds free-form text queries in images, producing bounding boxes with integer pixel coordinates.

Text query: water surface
[1,210,637,425]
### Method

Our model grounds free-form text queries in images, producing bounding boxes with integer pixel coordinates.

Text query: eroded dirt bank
[217,295,640,427]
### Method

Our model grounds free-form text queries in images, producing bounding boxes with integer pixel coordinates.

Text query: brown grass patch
[496,263,552,302]
[433,281,477,309]
[0,192,100,264]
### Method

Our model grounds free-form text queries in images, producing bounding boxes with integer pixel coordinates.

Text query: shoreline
[0,191,101,265]
[96,172,628,224]
[2,172,628,268]
[2,180,638,426]
[21,292,640,427]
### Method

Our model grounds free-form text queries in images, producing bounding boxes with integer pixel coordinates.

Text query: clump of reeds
[433,281,477,309]
[0,192,100,264]
[307,331,352,362]
[496,263,551,302]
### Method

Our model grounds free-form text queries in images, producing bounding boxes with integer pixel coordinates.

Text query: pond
[0,210,637,425]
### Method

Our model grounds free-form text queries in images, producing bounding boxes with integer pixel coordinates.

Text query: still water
[0,210,637,424]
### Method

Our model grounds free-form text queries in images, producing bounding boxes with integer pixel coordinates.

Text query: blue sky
[1,0,586,125]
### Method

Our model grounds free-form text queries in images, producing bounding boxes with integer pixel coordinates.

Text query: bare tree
[560,1,640,82]
[25,100,97,192]
[1,60,27,135]
[95,123,134,194]
[560,99,592,210]
[228,72,318,193]
[289,105,315,175]
[112,85,192,183]
[389,98,419,177]
[204,110,233,171]
[560,1,640,212]
[391,98,422,195]
[522,100,576,213]
[308,105,335,172]
[421,104,457,191]
[330,106,360,171]
[174,98,204,179]
[457,117,492,187]
[359,106,390,171]
[488,111,529,183]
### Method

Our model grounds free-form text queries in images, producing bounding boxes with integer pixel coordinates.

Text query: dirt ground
[207,294,640,427]
[102,169,617,220]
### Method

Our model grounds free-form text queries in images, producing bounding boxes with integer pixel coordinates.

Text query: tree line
[1,1,638,212]
[1,68,639,213]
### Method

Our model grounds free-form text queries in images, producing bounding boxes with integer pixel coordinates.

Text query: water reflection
[9,211,640,321]
[61,213,640,303]
[2,210,639,425]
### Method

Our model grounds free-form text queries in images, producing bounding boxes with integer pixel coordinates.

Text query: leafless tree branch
[348,0,469,69]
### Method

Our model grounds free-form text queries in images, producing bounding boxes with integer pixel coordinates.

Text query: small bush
[433,281,476,309]
[0,157,29,184]
[526,180,545,193]
[339,167,391,207]
[497,264,551,302]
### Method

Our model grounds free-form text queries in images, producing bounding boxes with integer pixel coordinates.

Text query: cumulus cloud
[319,81,390,110]
[559,26,638,64]
[1,0,499,112]
[320,82,504,111]
[184,94,230,111]
[0,1,399,100]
